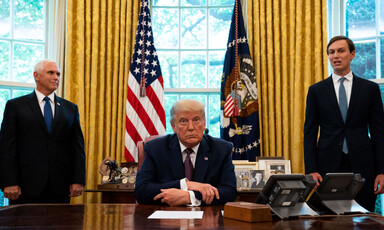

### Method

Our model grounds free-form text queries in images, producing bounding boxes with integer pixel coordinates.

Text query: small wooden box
[223,202,272,222]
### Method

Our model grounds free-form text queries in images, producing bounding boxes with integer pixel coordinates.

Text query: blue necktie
[339,78,348,153]
[44,97,53,132]
[184,148,194,180]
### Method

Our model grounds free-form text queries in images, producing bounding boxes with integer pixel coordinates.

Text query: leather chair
[137,135,163,171]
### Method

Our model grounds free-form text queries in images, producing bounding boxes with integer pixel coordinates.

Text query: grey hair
[34,59,57,74]
[170,99,205,124]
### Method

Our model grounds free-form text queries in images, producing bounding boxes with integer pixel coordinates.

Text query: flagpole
[140,0,147,97]
[233,0,240,117]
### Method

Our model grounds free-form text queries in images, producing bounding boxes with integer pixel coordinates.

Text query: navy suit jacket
[135,134,237,205]
[304,75,384,180]
[0,91,86,197]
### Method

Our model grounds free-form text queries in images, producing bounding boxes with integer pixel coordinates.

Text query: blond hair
[170,99,205,124]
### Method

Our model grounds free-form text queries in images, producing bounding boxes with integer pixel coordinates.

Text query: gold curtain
[247,0,328,174]
[65,0,140,203]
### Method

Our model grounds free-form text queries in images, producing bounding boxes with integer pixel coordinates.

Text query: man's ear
[33,72,39,82]
[171,122,176,132]
[350,50,356,61]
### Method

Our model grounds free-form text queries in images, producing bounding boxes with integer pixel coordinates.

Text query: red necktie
[184,148,194,180]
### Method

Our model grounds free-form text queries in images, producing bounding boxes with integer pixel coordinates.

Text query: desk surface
[86,188,260,203]
[0,203,383,229]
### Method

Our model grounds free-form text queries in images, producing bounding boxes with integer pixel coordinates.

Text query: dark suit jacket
[135,134,237,205]
[304,74,384,180]
[0,91,86,198]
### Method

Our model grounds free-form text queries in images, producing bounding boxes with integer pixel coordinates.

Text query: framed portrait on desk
[258,159,291,180]
[250,170,266,188]
[232,160,257,191]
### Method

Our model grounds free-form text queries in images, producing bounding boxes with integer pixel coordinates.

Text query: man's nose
[187,120,195,129]
[334,51,340,57]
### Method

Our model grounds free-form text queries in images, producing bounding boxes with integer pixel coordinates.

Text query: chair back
[137,135,163,171]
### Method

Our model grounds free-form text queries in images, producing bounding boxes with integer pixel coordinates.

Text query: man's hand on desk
[186,181,219,204]
[154,188,190,206]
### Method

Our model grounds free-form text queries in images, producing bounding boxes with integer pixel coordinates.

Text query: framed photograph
[259,160,291,180]
[250,170,266,188]
[233,161,257,191]
[234,168,250,190]
[255,156,284,162]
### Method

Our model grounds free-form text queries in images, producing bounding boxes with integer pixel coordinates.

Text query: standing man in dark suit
[0,60,86,204]
[135,99,237,206]
[304,36,384,212]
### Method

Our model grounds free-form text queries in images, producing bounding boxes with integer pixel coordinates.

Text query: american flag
[220,0,260,161]
[125,0,166,162]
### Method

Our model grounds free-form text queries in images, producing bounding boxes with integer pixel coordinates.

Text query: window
[0,0,46,207]
[329,0,384,84]
[0,0,45,121]
[151,0,234,137]
[329,0,384,214]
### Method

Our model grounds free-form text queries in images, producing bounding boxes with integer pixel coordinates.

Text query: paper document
[148,211,204,219]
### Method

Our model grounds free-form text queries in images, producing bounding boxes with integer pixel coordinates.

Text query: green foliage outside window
[152,0,234,137]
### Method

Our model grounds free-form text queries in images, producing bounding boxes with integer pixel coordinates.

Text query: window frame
[150,0,234,137]
[330,0,384,214]
[0,0,51,207]
[0,0,49,89]
[329,0,384,84]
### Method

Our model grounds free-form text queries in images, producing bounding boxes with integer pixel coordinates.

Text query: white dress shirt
[35,89,55,118]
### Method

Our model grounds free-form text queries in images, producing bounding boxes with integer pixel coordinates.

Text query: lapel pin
[204,157,208,161]
[57,102,61,106]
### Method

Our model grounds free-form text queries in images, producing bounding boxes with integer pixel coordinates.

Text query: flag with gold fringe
[220,0,260,161]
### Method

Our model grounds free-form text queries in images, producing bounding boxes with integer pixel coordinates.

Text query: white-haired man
[135,99,237,206]
[0,60,86,204]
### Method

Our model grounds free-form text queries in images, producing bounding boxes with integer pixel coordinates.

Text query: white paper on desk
[148,211,204,219]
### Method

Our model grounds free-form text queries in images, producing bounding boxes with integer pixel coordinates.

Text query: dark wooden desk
[0,203,383,229]
[86,188,137,203]
[86,187,260,203]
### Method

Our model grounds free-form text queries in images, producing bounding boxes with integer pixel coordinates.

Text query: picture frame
[255,156,284,162]
[258,159,291,180]
[233,161,257,191]
[249,170,266,189]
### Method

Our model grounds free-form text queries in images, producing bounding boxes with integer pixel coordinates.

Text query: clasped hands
[153,181,219,206]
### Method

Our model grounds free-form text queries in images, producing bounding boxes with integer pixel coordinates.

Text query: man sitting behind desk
[135,99,237,206]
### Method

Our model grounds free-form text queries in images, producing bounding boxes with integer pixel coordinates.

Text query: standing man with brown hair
[304,36,384,212]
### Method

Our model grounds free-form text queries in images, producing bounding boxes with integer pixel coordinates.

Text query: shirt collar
[35,89,55,103]
[332,71,353,84]
[179,141,200,154]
